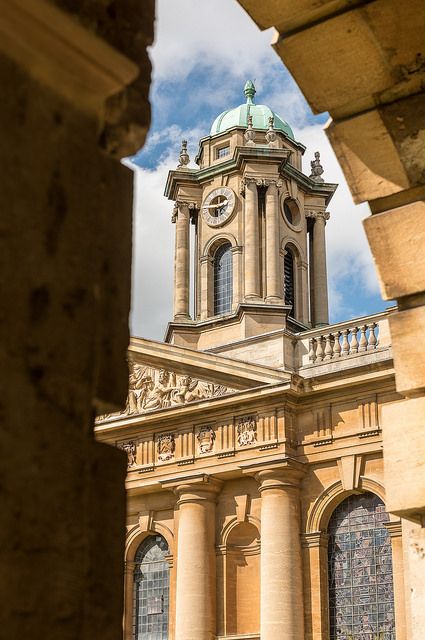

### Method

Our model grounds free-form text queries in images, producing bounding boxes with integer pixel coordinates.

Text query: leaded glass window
[214,242,232,315]
[284,248,295,317]
[133,535,170,640]
[328,493,396,640]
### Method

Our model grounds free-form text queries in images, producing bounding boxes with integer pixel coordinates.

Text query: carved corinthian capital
[305,210,330,221]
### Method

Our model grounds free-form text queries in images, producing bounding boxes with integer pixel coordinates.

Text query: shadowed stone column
[265,181,283,303]
[173,201,191,320]
[173,476,222,640]
[256,461,306,640]
[311,211,329,327]
[244,179,261,300]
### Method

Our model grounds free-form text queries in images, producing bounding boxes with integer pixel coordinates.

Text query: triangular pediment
[96,337,290,423]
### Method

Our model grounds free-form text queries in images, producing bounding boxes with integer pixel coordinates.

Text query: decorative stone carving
[309,151,325,182]
[305,210,330,221]
[244,115,256,146]
[118,440,137,468]
[96,364,235,422]
[157,433,175,462]
[266,116,278,147]
[156,433,176,462]
[197,426,215,454]
[236,415,257,446]
[177,139,190,169]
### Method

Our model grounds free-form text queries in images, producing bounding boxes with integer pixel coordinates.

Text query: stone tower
[164,81,337,349]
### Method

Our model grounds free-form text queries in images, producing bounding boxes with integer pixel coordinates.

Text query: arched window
[284,247,295,317]
[214,242,233,315]
[133,535,170,640]
[328,493,396,640]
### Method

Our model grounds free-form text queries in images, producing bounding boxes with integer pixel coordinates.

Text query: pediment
[96,337,290,423]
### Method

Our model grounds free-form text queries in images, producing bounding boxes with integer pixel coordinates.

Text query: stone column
[173,201,191,320]
[244,179,261,300]
[311,212,329,326]
[256,462,305,640]
[174,477,222,640]
[265,181,283,303]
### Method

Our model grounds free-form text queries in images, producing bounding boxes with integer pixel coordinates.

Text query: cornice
[164,145,337,202]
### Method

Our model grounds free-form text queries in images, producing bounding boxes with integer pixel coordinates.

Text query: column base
[173,313,192,323]
[265,295,283,304]
[244,294,262,302]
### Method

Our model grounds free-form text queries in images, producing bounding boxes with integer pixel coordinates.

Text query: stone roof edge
[128,336,291,389]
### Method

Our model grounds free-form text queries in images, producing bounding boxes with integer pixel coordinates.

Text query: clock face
[201,187,236,227]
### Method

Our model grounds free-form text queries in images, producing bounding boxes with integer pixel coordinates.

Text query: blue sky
[129,0,388,340]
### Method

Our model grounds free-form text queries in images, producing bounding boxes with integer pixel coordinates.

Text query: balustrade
[308,322,379,364]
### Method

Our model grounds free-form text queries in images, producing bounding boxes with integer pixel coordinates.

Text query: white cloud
[151,0,278,83]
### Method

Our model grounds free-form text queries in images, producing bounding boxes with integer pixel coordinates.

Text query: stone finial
[177,139,190,169]
[266,116,278,147]
[309,151,324,183]
[244,79,256,104]
[244,115,256,146]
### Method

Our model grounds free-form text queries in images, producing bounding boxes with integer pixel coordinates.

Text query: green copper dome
[210,80,294,140]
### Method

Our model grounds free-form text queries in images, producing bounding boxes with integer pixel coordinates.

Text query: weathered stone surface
[0,1,154,638]
[381,397,425,519]
[364,202,425,300]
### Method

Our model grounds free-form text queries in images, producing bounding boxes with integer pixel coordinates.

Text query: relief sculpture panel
[96,363,235,422]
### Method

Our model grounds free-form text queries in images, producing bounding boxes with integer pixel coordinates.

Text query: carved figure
[177,139,190,168]
[157,433,175,462]
[144,370,176,410]
[118,440,137,468]
[96,366,235,422]
[309,151,324,183]
[197,426,215,454]
[127,363,154,414]
[236,416,257,446]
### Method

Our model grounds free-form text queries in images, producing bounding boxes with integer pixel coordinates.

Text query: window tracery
[328,493,395,639]
[133,535,170,640]
[214,242,233,314]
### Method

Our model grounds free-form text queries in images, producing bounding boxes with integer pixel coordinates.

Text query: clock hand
[203,199,228,209]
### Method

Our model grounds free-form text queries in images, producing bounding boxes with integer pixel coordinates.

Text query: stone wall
[0,1,154,638]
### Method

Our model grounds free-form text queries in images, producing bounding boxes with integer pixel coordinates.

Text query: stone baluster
[332,330,341,357]
[315,336,324,363]
[341,329,350,356]
[368,322,378,349]
[308,338,316,363]
[359,324,368,351]
[324,334,333,360]
[349,327,359,354]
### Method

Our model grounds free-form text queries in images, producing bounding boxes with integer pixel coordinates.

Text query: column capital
[162,473,223,505]
[241,457,306,491]
[305,209,330,221]
[242,176,283,188]
[175,199,199,211]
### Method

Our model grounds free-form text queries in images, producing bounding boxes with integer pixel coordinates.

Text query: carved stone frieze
[197,426,216,454]
[118,440,137,468]
[157,433,175,462]
[236,415,257,447]
[96,363,235,423]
